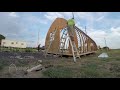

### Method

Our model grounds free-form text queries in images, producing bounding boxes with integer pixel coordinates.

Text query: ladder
[67,27,81,62]
[60,28,68,57]
[45,30,57,58]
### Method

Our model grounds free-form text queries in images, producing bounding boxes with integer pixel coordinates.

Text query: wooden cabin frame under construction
[45,18,97,61]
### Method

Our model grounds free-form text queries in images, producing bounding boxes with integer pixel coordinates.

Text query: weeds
[43,67,73,78]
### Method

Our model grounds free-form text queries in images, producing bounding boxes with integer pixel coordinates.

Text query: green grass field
[0,49,120,78]
[41,49,120,78]
[0,47,38,52]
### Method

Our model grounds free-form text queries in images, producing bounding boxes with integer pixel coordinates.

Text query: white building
[1,39,27,48]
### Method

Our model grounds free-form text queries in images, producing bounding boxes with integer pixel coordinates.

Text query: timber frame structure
[45,18,97,60]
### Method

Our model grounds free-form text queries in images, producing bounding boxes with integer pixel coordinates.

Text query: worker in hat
[67,17,75,41]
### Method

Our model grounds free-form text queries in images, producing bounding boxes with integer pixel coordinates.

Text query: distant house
[1,39,27,48]
[103,46,109,50]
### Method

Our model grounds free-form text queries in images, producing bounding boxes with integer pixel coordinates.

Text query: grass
[43,67,73,78]
[42,49,120,78]
[0,47,38,52]
[0,64,3,70]
[0,49,120,78]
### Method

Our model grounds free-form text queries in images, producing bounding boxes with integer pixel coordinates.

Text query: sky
[0,12,120,49]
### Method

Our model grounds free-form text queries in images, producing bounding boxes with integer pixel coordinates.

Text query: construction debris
[98,53,109,58]
[15,56,23,59]
[26,64,43,73]
[25,64,53,75]
[38,60,42,63]
[24,56,34,59]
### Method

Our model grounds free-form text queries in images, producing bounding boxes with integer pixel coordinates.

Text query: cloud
[0,12,49,47]
[0,12,120,49]
[111,27,120,34]
[62,12,73,19]
[9,12,19,17]
[44,12,64,21]
[75,12,92,20]
[26,15,48,25]
[88,30,107,38]
[27,38,45,47]
[87,27,120,49]
[44,12,95,21]
[44,12,120,49]
[96,16,104,21]
[0,12,23,36]
[87,29,108,48]
[0,13,36,47]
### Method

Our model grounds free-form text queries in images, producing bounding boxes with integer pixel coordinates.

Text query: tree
[0,34,5,40]
[103,46,109,51]
[0,34,5,45]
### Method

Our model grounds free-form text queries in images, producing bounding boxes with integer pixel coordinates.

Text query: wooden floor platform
[47,51,96,57]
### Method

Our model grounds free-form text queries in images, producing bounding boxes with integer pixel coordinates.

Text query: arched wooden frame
[45,18,97,55]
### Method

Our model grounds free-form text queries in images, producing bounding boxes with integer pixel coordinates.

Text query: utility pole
[85,26,87,34]
[104,37,107,47]
[37,29,41,52]
[104,37,109,51]
[72,12,74,19]
[38,30,40,46]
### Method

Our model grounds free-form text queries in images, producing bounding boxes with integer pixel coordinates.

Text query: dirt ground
[0,49,120,78]
[0,51,67,78]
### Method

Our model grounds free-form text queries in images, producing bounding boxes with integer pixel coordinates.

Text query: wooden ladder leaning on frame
[67,26,81,62]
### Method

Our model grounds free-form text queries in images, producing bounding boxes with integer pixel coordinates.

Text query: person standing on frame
[67,17,75,41]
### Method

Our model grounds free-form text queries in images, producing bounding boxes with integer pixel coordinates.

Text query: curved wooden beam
[45,18,97,55]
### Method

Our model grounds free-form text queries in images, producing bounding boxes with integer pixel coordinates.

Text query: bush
[43,67,73,78]
[76,63,101,78]
[25,48,32,52]
[15,49,20,52]
[0,64,3,70]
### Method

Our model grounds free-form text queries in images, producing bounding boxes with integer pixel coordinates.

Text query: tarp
[98,53,108,58]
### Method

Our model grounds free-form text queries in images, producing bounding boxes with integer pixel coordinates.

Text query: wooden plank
[48,51,95,57]
[27,64,42,73]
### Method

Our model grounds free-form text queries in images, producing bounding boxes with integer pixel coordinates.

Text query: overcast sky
[0,12,120,49]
